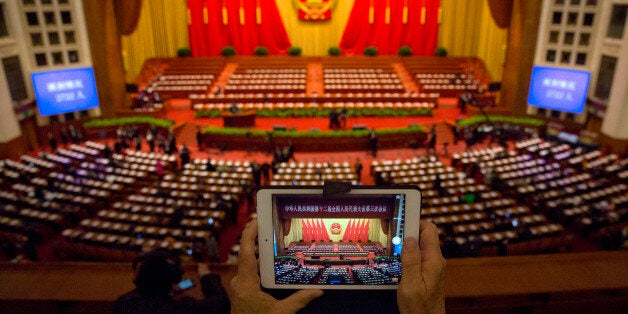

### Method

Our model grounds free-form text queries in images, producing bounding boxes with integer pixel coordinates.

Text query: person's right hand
[230,219,323,314]
[397,221,446,314]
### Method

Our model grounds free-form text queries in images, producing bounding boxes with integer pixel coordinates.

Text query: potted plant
[288,46,302,56]
[435,47,448,57]
[221,46,236,57]
[398,46,412,56]
[177,47,191,57]
[328,46,341,56]
[364,46,378,56]
[254,46,269,56]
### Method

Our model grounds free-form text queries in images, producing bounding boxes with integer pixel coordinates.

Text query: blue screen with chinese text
[527,66,590,114]
[32,67,99,116]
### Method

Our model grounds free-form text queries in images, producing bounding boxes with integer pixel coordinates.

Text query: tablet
[257,186,421,290]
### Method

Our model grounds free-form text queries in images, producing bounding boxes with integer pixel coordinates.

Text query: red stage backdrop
[339,0,440,56]
[187,0,292,56]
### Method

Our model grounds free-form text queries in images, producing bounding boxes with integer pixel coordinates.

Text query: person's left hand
[230,219,323,313]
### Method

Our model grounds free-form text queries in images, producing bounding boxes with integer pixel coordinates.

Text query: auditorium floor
[29,105,607,262]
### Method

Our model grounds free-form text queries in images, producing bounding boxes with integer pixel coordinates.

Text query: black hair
[133,250,183,297]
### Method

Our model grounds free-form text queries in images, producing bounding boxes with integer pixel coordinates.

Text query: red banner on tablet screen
[275,195,397,218]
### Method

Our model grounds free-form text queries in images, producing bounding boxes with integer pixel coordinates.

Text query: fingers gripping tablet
[256,186,421,290]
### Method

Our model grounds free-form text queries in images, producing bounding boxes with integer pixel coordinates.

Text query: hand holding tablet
[397,221,446,314]
[230,219,324,313]
[230,200,446,313]
[256,187,422,290]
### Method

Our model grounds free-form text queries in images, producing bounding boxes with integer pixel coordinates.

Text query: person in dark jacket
[368,128,378,157]
[48,132,58,152]
[180,144,191,168]
[114,250,230,314]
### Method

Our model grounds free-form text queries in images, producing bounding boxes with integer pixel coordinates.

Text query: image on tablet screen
[271,194,406,285]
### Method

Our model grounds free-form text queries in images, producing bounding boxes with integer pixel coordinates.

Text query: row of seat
[79,161,148,180]
[324,79,400,84]
[270,178,359,187]
[271,160,358,186]
[193,101,435,112]
[159,74,215,80]
[325,84,405,92]
[230,74,304,79]
[324,68,390,73]
[153,79,213,86]
[153,85,207,92]
[422,198,518,217]
[229,77,305,83]
[418,78,475,85]
[39,152,72,165]
[240,68,306,74]
[191,91,439,100]
[456,223,564,246]
[20,155,56,169]
[567,150,602,165]
[416,73,474,79]
[62,229,192,254]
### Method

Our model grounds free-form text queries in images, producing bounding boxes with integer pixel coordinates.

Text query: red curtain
[339,0,440,56]
[301,219,330,242]
[313,219,318,242]
[343,219,352,242]
[302,219,310,242]
[187,0,291,56]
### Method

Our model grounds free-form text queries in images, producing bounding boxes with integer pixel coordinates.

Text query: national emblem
[295,0,335,21]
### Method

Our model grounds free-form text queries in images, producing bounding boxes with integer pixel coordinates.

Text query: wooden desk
[222,111,255,128]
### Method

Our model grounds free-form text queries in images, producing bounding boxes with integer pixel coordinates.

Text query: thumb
[401,237,421,272]
[276,289,324,313]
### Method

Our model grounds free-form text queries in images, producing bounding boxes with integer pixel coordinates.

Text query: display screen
[32,67,100,116]
[527,66,590,114]
[271,194,406,285]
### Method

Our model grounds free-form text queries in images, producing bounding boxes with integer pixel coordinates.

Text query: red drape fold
[339,0,440,56]
[303,219,310,242]
[187,0,291,56]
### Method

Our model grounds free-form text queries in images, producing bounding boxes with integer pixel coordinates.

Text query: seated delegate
[114,250,230,314]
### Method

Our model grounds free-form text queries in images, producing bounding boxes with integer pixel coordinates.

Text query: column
[500,0,543,116]
[80,0,127,118]
[0,72,25,159]
[600,37,628,140]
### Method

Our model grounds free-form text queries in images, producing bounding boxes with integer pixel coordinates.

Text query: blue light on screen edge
[32,67,100,116]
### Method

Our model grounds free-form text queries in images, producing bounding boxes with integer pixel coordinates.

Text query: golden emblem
[295,0,335,21]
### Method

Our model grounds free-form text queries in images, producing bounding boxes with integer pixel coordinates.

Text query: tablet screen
[270,193,407,286]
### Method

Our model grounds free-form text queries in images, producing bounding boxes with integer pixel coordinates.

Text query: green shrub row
[195,108,433,119]
[207,45,448,57]
[202,124,424,138]
[194,110,223,118]
[83,116,174,128]
[457,115,545,128]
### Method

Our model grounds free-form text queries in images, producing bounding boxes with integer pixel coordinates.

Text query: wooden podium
[223,111,255,128]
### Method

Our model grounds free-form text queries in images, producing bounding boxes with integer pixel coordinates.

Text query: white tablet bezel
[257,186,421,290]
